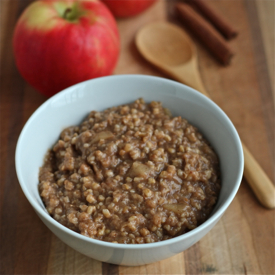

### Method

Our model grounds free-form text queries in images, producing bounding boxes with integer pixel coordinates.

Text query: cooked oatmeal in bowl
[39,99,220,244]
[16,75,243,265]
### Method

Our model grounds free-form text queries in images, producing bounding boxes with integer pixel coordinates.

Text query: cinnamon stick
[186,0,238,39]
[176,3,234,65]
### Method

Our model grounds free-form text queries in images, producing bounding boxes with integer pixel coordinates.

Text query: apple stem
[64,8,72,20]
[63,4,79,21]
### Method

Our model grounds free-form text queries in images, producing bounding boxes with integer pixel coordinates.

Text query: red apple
[101,0,157,18]
[13,0,120,97]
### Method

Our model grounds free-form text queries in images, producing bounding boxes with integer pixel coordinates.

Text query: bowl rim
[15,74,244,250]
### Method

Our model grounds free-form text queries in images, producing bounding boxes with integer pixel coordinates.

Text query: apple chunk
[91,131,114,144]
[128,162,154,179]
[163,204,189,215]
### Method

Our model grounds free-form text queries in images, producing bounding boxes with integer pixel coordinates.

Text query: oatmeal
[39,99,220,244]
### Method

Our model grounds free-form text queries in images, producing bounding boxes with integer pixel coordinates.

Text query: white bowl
[15,75,243,266]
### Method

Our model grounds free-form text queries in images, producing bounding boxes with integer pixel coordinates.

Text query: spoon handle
[171,68,275,209]
[186,70,209,97]
[242,143,275,208]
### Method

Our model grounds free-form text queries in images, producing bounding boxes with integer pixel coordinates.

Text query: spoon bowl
[136,21,207,95]
[136,22,194,66]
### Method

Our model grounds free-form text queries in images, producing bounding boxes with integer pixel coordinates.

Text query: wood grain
[0,0,274,274]
[255,0,275,94]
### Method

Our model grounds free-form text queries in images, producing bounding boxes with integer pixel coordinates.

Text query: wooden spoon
[136,21,275,209]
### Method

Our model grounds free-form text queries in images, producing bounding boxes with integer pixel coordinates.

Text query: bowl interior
[16,75,243,244]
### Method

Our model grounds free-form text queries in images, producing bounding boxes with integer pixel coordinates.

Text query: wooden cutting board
[0,0,274,274]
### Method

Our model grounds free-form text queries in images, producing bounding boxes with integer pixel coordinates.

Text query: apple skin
[13,0,120,97]
[101,0,157,18]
